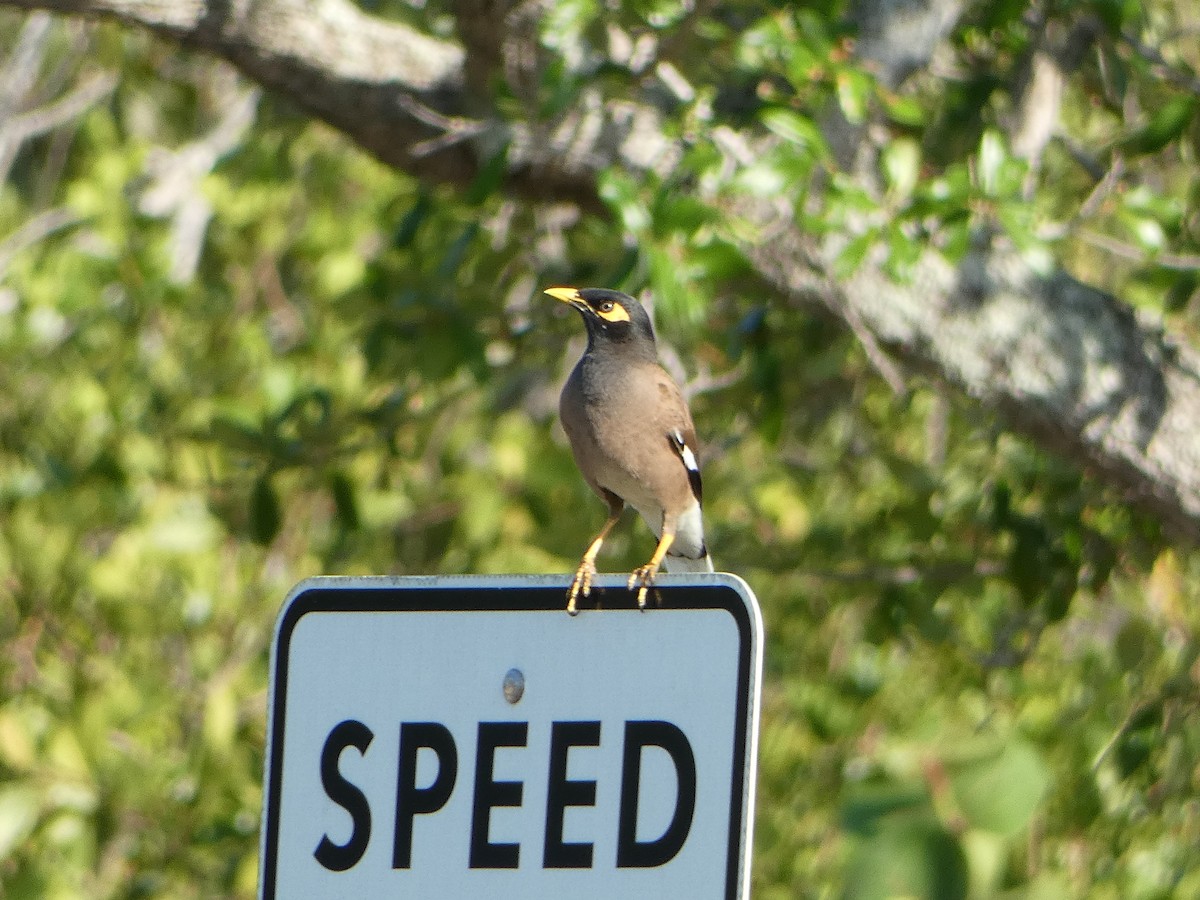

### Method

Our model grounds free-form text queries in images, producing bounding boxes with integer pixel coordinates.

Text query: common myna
[546,287,714,614]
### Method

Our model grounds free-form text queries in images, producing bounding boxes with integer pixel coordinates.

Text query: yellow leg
[628,531,675,610]
[567,511,622,615]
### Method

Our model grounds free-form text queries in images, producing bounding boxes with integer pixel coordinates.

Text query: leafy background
[2,0,1200,897]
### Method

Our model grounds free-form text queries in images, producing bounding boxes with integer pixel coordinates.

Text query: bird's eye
[598,301,614,313]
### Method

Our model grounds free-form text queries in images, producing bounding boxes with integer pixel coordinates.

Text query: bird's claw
[567,558,597,615]
[569,559,663,613]
[627,564,661,611]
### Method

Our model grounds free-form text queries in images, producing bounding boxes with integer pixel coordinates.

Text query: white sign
[258,574,763,900]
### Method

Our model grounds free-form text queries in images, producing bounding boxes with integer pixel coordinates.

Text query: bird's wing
[652,368,704,506]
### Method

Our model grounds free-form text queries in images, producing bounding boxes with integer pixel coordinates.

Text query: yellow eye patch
[594,302,631,323]
[544,287,631,324]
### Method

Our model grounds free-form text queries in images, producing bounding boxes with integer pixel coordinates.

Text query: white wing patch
[674,429,699,472]
[669,428,703,505]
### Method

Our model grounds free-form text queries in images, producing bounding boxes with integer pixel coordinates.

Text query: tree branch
[1077,229,1200,273]
[448,0,515,100]
[0,0,480,185]
[138,69,259,282]
[741,209,1200,540]
[0,206,80,275]
[1121,27,1200,97]
[6,0,1200,539]
[2,0,464,88]
[3,70,115,140]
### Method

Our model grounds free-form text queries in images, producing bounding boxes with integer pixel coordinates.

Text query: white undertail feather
[661,499,713,573]
[673,499,706,556]
[663,552,715,574]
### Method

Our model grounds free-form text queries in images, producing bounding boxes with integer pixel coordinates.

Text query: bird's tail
[664,552,715,574]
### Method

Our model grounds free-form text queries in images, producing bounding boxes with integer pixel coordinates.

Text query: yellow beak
[544,287,581,304]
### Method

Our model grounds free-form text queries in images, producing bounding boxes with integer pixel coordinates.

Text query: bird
[545,286,714,614]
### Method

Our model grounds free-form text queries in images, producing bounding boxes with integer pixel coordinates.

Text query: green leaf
[203,679,238,755]
[976,129,1006,197]
[598,170,651,233]
[436,222,481,279]
[653,193,716,235]
[881,92,927,127]
[1091,0,1139,35]
[1121,96,1196,156]
[329,470,360,531]
[1008,533,1042,605]
[841,782,930,835]
[950,740,1049,836]
[961,829,1008,898]
[882,137,921,201]
[249,474,281,545]
[976,0,1027,29]
[834,231,877,279]
[275,388,333,437]
[465,144,510,206]
[1114,710,1159,778]
[0,785,40,861]
[761,108,824,149]
[734,159,789,197]
[210,414,268,454]
[884,222,922,279]
[687,239,750,281]
[647,244,706,326]
[393,192,431,248]
[836,69,874,125]
[941,220,972,261]
[845,816,968,900]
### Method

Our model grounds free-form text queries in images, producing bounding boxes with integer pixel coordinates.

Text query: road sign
[258,574,763,900]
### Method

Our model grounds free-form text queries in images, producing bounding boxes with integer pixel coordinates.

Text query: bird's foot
[627,563,662,611]
[567,558,598,616]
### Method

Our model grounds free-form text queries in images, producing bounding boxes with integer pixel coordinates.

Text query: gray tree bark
[4,0,1199,539]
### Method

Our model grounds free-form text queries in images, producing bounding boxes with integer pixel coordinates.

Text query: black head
[544,287,656,353]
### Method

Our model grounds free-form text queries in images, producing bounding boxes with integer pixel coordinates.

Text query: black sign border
[259,575,760,899]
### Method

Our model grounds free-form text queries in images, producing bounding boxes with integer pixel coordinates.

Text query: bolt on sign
[258,574,763,899]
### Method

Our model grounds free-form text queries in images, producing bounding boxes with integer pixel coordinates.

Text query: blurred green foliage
[1,0,1200,897]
